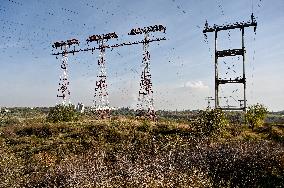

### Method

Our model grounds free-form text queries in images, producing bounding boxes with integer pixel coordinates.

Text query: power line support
[86,32,118,118]
[52,39,80,105]
[203,14,257,112]
[51,26,166,119]
[205,97,215,109]
[128,25,166,120]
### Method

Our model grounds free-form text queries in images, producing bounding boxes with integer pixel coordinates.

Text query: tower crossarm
[51,37,166,56]
[87,32,118,43]
[203,22,257,33]
[128,25,166,35]
[216,49,245,57]
[217,107,246,111]
[203,13,257,33]
[217,78,245,85]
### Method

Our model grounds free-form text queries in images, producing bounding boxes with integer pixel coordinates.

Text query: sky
[0,0,283,111]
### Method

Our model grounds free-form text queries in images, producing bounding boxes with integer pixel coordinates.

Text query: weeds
[0,115,283,187]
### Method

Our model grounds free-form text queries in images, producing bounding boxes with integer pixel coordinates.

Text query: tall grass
[0,115,283,187]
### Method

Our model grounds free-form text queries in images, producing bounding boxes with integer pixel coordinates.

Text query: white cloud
[152,82,212,110]
[184,81,209,90]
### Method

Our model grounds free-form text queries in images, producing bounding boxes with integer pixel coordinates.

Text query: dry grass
[0,115,283,187]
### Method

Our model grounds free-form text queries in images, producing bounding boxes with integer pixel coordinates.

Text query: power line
[51,25,166,119]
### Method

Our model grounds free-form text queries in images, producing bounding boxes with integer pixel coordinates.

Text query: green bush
[46,104,80,123]
[246,103,268,130]
[195,109,228,136]
[137,120,151,132]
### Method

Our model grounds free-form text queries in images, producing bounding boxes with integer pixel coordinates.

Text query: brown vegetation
[0,109,283,187]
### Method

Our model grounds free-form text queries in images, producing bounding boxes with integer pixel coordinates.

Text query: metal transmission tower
[205,97,215,109]
[128,25,166,119]
[51,26,166,119]
[86,32,118,118]
[203,14,257,111]
[52,39,80,105]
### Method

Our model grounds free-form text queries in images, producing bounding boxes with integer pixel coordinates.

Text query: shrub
[195,109,228,136]
[137,120,151,132]
[46,104,80,123]
[246,103,268,130]
[0,116,20,126]
[16,126,52,138]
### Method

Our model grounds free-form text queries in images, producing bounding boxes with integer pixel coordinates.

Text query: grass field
[0,109,283,187]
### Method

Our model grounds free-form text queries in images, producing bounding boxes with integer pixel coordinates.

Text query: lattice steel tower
[52,39,79,105]
[94,40,109,116]
[58,48,70,105]
[87,32,118,118]
[129,25,166,119]
[138,33,154,116]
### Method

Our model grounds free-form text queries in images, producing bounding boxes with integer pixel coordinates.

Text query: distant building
[76,103,85,113]
[0,108,10,114]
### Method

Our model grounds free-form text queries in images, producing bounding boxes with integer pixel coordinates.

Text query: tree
[196,109,228,136]
[245,104,268,130]
[46,104,80,123]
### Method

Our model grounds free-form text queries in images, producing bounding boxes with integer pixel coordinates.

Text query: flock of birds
[0,0,263,109]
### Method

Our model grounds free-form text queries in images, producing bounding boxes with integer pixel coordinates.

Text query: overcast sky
[0,0,283,111]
